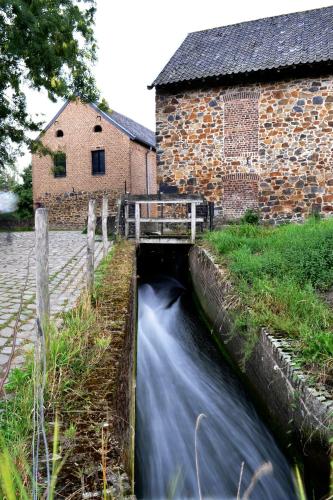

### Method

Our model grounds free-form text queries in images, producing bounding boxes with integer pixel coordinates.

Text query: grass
[0,240,134,497]
[205,218,333,387]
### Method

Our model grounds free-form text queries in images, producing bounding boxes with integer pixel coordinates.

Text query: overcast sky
[21,0,333,170]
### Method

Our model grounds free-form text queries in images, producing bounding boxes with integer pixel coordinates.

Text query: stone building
[150,6,333,223]
[32,99,156,228]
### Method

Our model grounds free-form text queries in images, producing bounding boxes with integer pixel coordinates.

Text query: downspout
[145,147,152,216]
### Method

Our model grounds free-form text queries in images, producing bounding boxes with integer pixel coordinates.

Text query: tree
[98,97,112,114]
[13,164,33,219]
[0,164,18,191]
[0,0,99,168]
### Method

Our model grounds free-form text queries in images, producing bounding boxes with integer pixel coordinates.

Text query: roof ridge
[188,5,333,35]
[150,5,333,88]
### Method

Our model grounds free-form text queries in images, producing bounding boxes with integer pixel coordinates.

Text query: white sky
[20,0,333,170]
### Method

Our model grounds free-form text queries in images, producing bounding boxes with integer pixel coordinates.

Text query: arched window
[94,124,102,133]
[56,129,64,137]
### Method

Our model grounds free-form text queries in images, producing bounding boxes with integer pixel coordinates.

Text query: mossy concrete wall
[189,245,332,484]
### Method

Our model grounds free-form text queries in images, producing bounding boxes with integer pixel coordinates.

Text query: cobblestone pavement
[0,231,104,380]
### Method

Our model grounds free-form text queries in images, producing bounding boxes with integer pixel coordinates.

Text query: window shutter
[99,150,105,174]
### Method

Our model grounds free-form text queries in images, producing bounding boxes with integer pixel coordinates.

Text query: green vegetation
[0,242,134,497]
[205,218,333,386]
[0,165,33,230]
[0,0,98,168]
[13,165,33,219]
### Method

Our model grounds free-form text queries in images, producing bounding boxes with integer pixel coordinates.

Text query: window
[94,125,102,133]
[92,150,105,175]
[56,129,64,137]
[53,152,66,177]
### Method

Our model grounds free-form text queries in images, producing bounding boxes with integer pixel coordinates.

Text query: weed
[205,218,333,386]
[0,242,134,497]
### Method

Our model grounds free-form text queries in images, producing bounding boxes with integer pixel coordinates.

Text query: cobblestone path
[0,231,104,380]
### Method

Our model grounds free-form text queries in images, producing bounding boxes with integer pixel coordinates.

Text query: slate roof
[150,6,333,88]
[90,104,156,148]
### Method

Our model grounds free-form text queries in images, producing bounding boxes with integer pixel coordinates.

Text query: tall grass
[0,249,117,498]
[205,218,333,383]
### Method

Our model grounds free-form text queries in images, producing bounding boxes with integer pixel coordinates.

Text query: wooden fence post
[35,208,50,329]
[102,195,108,257]
[191,202,196,243]
[86,199,96,291]
[135,202,140,243]
[125,203,129,239]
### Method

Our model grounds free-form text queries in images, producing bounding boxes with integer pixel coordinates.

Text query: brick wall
[155,74,333,223]
[222,92,259,157]
[32,100,156,228]
[221,173,259,220]
[130,142,157,195]
[189,245,331,474]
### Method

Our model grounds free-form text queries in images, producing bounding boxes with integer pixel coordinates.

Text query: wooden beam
[191,202,196,243]
[135,203,140,243]
[126,199,202,205]
[126,217,204,223]
[125,204,129,239]
[102,195,108,257]
[139,238,193,244]
[86,199,96,291]
[35,208,50,329]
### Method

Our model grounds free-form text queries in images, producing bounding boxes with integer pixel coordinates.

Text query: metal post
[125,203,129,239]
[86,199,96,291]
[191,202,196,243]
[35,208,50,329]
[208,201,214,231]
[102,195,108,257]
[135,202,140,243]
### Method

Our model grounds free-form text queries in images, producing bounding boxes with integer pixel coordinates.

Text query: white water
[136,277,296,499]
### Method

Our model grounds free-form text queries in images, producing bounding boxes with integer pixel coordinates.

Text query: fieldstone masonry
[156,75,333,223]
[38,189,120,229]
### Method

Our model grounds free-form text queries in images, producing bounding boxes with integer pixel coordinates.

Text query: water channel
[135,247,296,499]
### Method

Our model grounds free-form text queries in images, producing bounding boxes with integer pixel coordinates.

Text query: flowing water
[136,276,296,500]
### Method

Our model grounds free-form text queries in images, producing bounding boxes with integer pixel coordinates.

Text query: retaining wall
[189,245,332,483]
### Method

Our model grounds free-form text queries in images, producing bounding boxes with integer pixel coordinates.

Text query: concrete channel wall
[189,245,332,458]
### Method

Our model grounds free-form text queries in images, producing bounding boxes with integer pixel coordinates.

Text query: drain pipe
[145,147,152,216]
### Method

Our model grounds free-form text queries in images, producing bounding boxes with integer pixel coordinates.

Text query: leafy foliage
[206,219,333,384]
[13,164,33,219]
[0,165,18,191]
[97,97,112,114]
[0,0,99,168]
[240,208,260,225]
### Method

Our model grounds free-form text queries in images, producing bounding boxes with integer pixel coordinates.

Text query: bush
[13,165,33,219]
[241,208,260,225]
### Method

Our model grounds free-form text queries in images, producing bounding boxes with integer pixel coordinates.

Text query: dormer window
[56,130,64,137]
[94,125,102,133]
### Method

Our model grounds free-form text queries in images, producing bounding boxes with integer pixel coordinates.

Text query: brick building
[32,99,156,228]
[150,6,333,223]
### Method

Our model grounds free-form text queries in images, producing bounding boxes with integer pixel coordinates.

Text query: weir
[135,244,297,500]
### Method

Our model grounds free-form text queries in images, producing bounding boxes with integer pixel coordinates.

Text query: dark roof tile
[151,6,333,87]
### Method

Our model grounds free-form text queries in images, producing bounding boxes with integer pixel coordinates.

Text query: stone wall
[38,189,121,229]
[156,74,333,223]
[189,245,332,492]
